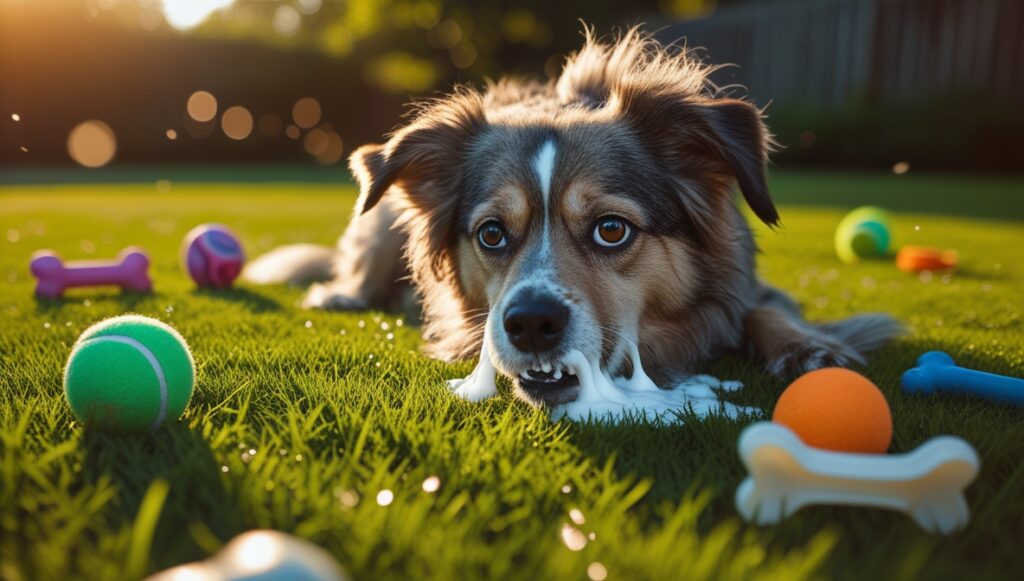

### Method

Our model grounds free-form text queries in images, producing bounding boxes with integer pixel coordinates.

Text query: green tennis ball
[835,206,892,263]
[64,314,195,431]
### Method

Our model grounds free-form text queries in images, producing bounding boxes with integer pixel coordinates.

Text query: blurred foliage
[87,0,701,94]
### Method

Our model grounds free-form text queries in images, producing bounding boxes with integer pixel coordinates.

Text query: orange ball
[772,368,893,454]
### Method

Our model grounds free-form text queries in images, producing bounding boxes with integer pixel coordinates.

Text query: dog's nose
[503,296,569,353]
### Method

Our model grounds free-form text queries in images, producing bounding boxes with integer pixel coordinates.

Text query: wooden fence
[657,0,1024,108]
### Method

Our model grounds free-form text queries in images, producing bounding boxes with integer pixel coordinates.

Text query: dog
[244,29,900,407]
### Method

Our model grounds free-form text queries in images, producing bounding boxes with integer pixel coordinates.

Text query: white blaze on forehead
[533,139,557,202]
[532,140,557,259]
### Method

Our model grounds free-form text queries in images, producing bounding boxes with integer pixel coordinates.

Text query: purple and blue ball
[181,224,245,289]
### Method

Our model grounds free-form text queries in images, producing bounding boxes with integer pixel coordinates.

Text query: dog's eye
[593,217,632,247]
[478,221,508,249]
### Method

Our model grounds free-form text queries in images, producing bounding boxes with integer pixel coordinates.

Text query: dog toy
[146,530,348,581]
[736,422,979,534]
[64,314,195,431]
[772,368,892,454]
[30,247,152,298]
[834,206,892,263]
[896,245,958,272]
[181,223,245,289]
[902,351,1024,405]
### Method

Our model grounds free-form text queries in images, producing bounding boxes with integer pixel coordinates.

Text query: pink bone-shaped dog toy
[30,247,153,298]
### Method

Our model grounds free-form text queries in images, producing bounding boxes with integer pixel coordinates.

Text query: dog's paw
[765,334,866,378]
[302,283,369,311]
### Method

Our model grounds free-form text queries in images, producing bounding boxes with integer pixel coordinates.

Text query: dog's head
[349,32,777,406]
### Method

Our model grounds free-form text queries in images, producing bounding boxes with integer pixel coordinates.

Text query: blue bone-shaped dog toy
[902,351,1024,405]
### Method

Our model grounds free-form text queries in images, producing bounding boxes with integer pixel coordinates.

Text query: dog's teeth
[519,371,531,380]
[541,362,552,373]
[553,368,563,380]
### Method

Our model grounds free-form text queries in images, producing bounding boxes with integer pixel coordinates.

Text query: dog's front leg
[304,193,412,311]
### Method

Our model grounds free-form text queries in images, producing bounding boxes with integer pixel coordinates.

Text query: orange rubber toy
[896,246,958,272]
[772,368,893,454]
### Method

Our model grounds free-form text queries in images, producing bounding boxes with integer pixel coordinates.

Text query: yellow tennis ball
[64,315,195,431]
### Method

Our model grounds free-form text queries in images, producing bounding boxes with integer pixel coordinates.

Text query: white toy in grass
[146,530,347,581]
[735,422,980,534]
[448,325,754,423]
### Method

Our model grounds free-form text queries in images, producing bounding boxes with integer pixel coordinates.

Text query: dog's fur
[245,29,900,406]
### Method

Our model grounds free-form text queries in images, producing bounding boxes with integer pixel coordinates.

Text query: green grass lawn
[2,170,1023,580]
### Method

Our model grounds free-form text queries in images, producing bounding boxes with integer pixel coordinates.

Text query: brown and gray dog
[245,30,900,407]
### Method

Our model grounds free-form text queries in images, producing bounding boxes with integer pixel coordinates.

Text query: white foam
[447,337,758,423]
[446,326,499,402]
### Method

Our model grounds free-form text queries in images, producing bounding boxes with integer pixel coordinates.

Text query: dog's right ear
[348,92,487,216]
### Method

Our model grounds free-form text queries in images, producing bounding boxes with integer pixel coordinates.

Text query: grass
[1,169,1023,580]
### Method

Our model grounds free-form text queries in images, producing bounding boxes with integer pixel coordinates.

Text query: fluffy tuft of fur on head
[556,26,715,109]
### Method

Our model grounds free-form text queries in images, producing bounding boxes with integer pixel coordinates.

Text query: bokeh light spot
[187,91,218,122]
[285,125,300,140]
[893,161,910,175]
[414,1,440,28]
[422,476,441,493]
[560,524,587,551]
[587,562,608,581]
[11,113,20,122]
[166,129,178,140]
[273,5,301,36]
[221,106,253,140]
[292,98,322,129]
[430,19,462,49]
[451,43,477,69]
[315,131,344,165]
[303,128,329,156]
[320,132,344,164]
[296,0,322,15]
[376,489,394,506]
[67,120,117,168]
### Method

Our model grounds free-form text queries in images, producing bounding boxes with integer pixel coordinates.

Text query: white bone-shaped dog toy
[735,422,979,534]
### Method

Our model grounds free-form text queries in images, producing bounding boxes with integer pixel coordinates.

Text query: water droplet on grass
[422,476,441,492]
[340,490,359,508]
[587,562,607,580]
[569,508,585,525]
[560,524,587,551]
[376,489,394,506]
[561,484,572,494]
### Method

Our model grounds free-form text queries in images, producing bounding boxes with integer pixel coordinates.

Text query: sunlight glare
[162,0,235,31]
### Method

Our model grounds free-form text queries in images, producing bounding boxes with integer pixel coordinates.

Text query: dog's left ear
[618,92,779,226]
[348,93,487,216]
